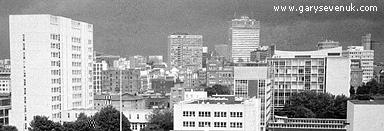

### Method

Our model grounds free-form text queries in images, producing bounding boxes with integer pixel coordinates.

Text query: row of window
[51,78,61,84]
[72,62,81,67]
[50,34,60,41]
[51,43,60,49]
[72,70,81,75]
[51,61,61,67]
[183,111,243,118]
[182,121,243,128]
[72,94,82,99]
[52,96,61,101]
[72,78,81,83]
[72,45,81,51]
[51,87,61,93]
[51,70,61,76]
[52,104,61,110]
[72,86,81,91]
[72,37,81,43]
[72,54,81,59]
[51,52,60,58]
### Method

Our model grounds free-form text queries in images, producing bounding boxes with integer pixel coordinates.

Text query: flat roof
[349,100,384,105]
[189,99,242,104]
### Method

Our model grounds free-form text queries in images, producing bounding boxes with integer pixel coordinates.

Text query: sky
[0,0,384,59]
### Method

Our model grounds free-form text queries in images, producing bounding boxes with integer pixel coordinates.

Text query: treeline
[350,79,384,100]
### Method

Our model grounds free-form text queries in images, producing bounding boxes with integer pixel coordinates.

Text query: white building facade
[269,47,351,108]
[347,100,384,131]
[10,15,94,130]
[173,97,261,131]
[230,16,260,63]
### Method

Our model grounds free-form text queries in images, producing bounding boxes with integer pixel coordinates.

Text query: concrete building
[0,67,10,94]
[170,83,207,108]
[350,59,363,88]
[148,55,163,64]
[206,59,234,88]
[317,40,341,50]
[168,33,203,70]
[94,53,120,69]
[101,69,141,94]
[343,46,374,83]
[347,100,384,131]
[151,77,175,95]
[129,55,147,69]
[173,97,261,131]
[202,47,208,68]
[269,47,351,108]
[10,15,94,130]
[214,44,231,61]
[362,33,371,50]
[268,116,347,131]
[0,97,10,126]
[373,65,384,84]
[93,61,108,94]
[230,16,260,63]
[233,66,272,131]
[94,93,146,110]
[250,45,275,63]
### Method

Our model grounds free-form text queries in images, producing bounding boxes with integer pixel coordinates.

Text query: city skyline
[1,0,384,59]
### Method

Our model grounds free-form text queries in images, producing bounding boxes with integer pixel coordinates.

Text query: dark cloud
[0,0,383,59]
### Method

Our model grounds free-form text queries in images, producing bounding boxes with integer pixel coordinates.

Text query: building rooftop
[349,100,384,105]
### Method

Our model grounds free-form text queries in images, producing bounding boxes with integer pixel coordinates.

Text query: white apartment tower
[343,46,374,83]
[10,15,94,130]
[230,16,260,63]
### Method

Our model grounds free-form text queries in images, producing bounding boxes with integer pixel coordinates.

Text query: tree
[93,106,131,131]
[29,116,63,131]
[349,86,355,98]
[0,125,18,131]
[366,79,379,94]
[280,91,349,119]
[205,84,231,96]
[379,84,384,94]
[145,108,173,131]
[356,85,370,95]
[63,113,95,131]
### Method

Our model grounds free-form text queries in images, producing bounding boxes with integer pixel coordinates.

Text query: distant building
[148,55,163,64]
[230,16,260,63]
[173,97,261,131]
[317,40,341,50]
[10,15,94,130]
[362,33,372,50]
[101,69,141,94]
[269,47,351,108]
[343,46,374,83]
[214,44,231,61]
[95,53,120,69]
[0,97,10,126]
[130,55,147,69]
[0,67,10,94]
[170,83,207,108]
[151,77,175,95]
[94,93,146,110]
[347,100,384,131]
[206,59,234,88]
[250,45,275,63]
[373,65,384,84]
[268,116,347,131]
[168,34,203,70]
[202,47,208,68]
[93,61,108,94]
[233,66,272,131]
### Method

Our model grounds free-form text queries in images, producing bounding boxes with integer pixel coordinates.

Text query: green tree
[280,91,349,119]
[145,108,173,131]
[205,84,231,96]
[0,125,18,131]
[366,79,379,94]
[356,85,370,95]
[29,116,63,131]
[93,106,131,131]
[63,113,95,131]
[349,86,355,98]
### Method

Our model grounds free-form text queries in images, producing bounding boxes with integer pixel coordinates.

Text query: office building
[343,46,374,83]
[233,66,272,131]
[317,40,341,50]
[147,55,163,65]
[347,100,384,131]
[173,97,261,131]
[101,69,141,94]
[0,97,10,126]
[230,16,260,63]
[10,15,94,130]
[168,33,203,70]
[362,33,371,50]
[151,77,175,95]
[269,47,351,108]
[206,59,234,88]
[130,55,147,69]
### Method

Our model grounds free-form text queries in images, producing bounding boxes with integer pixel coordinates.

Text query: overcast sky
[0,0,383,59]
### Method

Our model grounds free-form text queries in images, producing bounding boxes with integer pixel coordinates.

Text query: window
[182,121,195,127]
[230,112,243,117]
[214,112,226,117]
[214,122,227,128]
[198,111,210,117]
[198,122,210,127]
[183,111,195,117]
[230,122,243,128]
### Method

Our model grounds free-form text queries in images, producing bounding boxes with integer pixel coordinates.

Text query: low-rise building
[206,59,234,88]
[346,100,384,131]
[173,97,261,131]
[94,93,146,110]
[101,69,141,94]
[268,116,347,131]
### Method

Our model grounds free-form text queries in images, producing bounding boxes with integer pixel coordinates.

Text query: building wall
[101,69,141,94]
[168,34,203,70]
[10,15,94,130]
[343,46,374,83]
[230,16,260,63]
[206,59,233,87]
[347,101,384,131]
[326,57,351,96]
[173,98,261,131]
